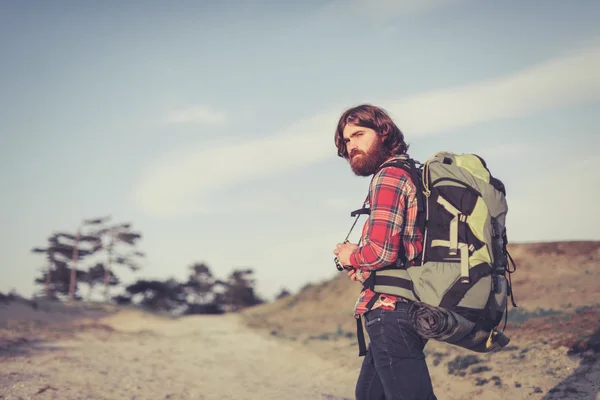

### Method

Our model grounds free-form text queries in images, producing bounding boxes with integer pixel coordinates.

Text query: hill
[241,241,600,399]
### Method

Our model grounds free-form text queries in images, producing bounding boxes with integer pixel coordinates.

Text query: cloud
[134,44,600,218]
[164,105,228,125]
[386,44,600,136]
[133,112,339,217]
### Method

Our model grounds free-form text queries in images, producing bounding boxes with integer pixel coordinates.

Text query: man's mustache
[350,150,365,159]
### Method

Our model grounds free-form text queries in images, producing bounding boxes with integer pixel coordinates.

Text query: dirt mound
[505,241,600,311]
[508,240,600,258]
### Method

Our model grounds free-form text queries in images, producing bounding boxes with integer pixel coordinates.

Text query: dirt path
[2,308,599,400]
[0,312,357,400]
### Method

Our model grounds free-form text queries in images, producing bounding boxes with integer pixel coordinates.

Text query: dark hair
[334,104,409,159]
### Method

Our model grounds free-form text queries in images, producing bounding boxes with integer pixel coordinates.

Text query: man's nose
[347,140,357,152]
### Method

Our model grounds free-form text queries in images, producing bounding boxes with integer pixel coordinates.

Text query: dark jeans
[355,302,437,400]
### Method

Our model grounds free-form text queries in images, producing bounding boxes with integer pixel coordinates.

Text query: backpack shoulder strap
[349,158,411,217]
[376,158,426,235]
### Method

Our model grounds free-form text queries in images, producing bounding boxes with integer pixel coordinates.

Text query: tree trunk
[46,263,52,299]
[104,234,114,300]
[69,230,80,301]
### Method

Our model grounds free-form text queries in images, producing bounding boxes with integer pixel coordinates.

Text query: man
[332,104,437,400]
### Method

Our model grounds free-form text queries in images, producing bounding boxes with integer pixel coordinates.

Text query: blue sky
[2,0,599,301]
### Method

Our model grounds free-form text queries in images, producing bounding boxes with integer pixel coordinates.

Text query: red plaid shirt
[348,155,423,317]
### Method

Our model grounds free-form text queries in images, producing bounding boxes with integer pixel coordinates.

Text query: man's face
[342,123,389,176]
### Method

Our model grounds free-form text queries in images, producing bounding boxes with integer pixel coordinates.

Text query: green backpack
[353,152,518,354]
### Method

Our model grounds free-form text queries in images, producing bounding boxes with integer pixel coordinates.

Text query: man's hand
[333,242,358,269]
[346,268,359,281]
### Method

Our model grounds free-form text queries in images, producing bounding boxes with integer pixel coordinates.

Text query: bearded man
[332,104,438,400]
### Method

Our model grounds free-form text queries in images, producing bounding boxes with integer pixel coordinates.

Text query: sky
[1,0,599,301]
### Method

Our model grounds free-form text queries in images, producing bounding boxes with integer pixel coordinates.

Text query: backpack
[353,151,518,355]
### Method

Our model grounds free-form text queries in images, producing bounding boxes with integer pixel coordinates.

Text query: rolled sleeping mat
[407,301,510,353]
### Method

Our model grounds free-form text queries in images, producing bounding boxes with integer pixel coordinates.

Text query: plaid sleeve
[349,167,412,271]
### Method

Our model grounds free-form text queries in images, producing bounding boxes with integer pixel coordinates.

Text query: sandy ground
[1,301,599,400]
[1,308,358,400]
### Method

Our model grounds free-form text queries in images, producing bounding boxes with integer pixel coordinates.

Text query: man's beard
[349,138,391,176]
